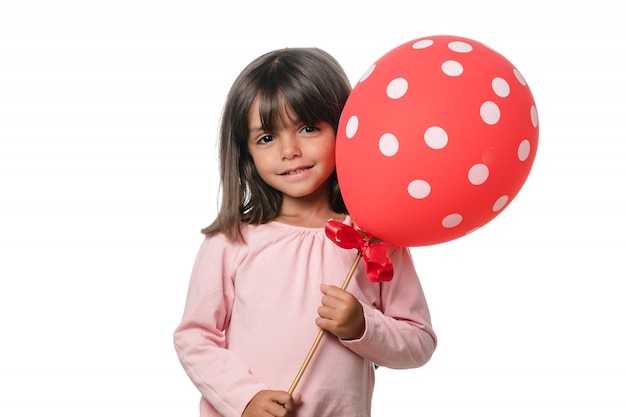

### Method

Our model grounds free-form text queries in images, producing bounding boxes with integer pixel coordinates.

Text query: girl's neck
[275,196,345,228]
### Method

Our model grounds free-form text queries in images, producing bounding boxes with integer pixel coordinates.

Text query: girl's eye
[301,125,318,134]
[257,134,274,144]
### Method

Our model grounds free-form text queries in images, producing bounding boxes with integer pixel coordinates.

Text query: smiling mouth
[281,167,311,176]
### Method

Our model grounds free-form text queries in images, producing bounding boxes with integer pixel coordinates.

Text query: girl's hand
[316,284,365,340]
[242,390,301,417]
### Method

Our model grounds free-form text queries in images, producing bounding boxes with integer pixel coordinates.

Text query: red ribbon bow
[325,220,394,282]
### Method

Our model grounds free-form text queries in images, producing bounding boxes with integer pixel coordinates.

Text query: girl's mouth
[281,166,311,176]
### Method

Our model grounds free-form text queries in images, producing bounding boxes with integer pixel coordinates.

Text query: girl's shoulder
[241,220,328,241]
[203,216,367,253]
[203,220,329,245]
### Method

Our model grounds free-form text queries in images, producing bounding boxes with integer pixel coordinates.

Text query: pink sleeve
[173,237,267,417]
[341,247,437,368]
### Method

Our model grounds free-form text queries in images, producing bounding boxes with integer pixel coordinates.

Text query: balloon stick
[287,251,363,394]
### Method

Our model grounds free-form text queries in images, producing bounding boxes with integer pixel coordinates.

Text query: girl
[173,47,436,417]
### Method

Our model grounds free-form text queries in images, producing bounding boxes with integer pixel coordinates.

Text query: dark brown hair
[201,47,352,241]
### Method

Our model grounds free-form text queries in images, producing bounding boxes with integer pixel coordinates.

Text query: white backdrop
[1,0,624,416]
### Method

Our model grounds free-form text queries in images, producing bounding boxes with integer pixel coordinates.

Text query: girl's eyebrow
[248,126,266,141]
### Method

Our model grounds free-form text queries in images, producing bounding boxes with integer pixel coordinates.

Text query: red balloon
[336,35,539,246]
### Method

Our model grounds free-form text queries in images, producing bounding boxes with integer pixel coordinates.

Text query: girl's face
[247,98,337,203]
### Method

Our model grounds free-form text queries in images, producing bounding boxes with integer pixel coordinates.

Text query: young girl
[173,47,436,417]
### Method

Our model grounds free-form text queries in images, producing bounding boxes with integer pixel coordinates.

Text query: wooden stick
[287,251,363,394]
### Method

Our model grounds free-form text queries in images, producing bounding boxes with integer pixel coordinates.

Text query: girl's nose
[281,136,301,160]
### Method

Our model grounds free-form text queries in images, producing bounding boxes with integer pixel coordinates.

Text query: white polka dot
[448,41,473,53]
[492,77,510,98]
[468,163,489,185]
[442,60,463,77]
[530,105,538,128]
[513,68,527,86]
[424,126,448,149]
[360,64,375,82]
[379,133,399,156]
[442,213,463,228]
[412,39,434,49]
[387,78,408,99]
[345,115,359,139]
[493,195,509,212]
[407,179,431,199]
[480,101,500,125]
[518,139,531,161]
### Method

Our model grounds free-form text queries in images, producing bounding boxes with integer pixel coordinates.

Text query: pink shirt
[173,217,436,417]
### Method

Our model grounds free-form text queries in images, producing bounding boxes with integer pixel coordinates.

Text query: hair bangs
[254,66,333,133]
[255,88,300,134]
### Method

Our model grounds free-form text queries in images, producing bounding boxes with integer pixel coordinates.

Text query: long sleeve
[173,219,436,417]
[173,237,267,417]
[341,246,437,369]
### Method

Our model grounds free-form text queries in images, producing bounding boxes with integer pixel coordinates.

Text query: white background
[1,0,624,416]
